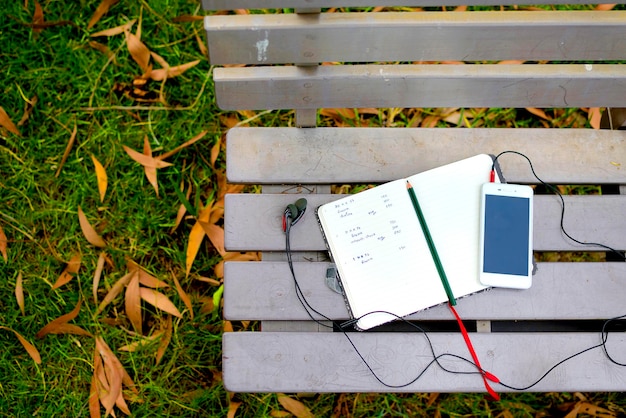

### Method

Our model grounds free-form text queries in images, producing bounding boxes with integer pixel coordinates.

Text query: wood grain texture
[203,0,613,10]
[226,128,626,184]
[214,64,626,110]
[224,262,626,321]
[223,331,626,392]
[206,12,626,65]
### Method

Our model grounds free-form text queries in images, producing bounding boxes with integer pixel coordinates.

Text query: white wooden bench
[203,1,626,393]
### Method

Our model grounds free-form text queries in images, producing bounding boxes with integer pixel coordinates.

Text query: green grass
[1,2,625,417]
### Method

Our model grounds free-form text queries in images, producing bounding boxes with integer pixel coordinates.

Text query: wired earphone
[281,151,626,397]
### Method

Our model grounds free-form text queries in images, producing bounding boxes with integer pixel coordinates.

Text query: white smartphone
[479,182,534,289]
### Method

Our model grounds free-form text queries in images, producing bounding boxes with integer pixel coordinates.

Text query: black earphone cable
[283,150,626,391]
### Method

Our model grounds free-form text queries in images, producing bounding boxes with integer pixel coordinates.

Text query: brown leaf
[199,221,226,257]
[149,60,201,81]
[0,106,21,136]
[588,107,603,130]
[118,331,163,352]
[32,0,44,34]
[36,299,82,338]
[170,203,187,234]
[55,123,77,178]
[125,29,151,72]
[526,107,551,121]
[139,288,182,318]
[96,271,133,314]
[172,15,205,22]
[596,3,616,10]
[138,271,169,289]
[0,326,42,364]
[172,274,193,319]
[42,323,92,337]
[18,96,37,127]
[15,272,25,315]
[227,401,242,418]
[87,0,119,30]
[91,155,108,202]
[141,137,159,195]
[123,145,173,169]
[51,253,82,290]
[277,394,314,418]
[158,130,207,160]
[155,316,172,365]
[95,337,123,415]
[185,221,205,276]
[78,206,107,247]
[93,252,106,304]
[210,137,221,168]
[90,19,136,37]
[0,223,7,261]
[125,271,142,333]
[89,373,102,418]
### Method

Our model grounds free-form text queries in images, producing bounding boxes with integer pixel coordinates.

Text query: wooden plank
[223,331,626,392]
[214,64,626,110]
[203,0,617,10]
[206,12,626,65]
[224,194,626,252]
[224,262,626,321]
[226,128,626,184]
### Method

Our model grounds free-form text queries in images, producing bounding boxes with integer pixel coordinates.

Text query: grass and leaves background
[0,1,625,416]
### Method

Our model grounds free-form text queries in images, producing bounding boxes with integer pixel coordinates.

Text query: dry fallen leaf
[91,155,108,202]
[185,221,205,277]
[139,287,182,318]
[15,272,25,315]
[18,95,38,127]
[55,122,77,178]
[90,19,136,37]
[588,107,602,130]
[227,401,242,418]
[149,60,201,82]
[172,274,193,319]
[93,252,106,304]
[125,271,142,333]
[96,271,133,314]
[0,326,42,364]
[32,0,44,34]
[118,330,163,352]
[155,315,172,365]
[51,253,82,290]
[158,130,207,161]
[36,299,86,338]
[94,336,129,416]
[199,222,226,257]
[78,206,107,247]
[277,394,315,418]
[0,223,8,261]
[123,144,173,169]
[125,29,151,72]
[142,136,159,196]
[87,0,119,30]
[0,106,21,136]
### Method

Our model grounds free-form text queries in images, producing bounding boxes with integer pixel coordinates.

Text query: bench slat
[215,64,626,110]
[226,128,626,184]
[203,0,620,10]
[206,12,626,65]
[224,262,626,321]
[223,331,626,392]
[224,194,626,252]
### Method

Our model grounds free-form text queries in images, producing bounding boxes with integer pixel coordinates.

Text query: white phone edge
[478,182,534,289]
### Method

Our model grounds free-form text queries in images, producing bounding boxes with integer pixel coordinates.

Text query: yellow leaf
[125,29,151,72]
[36,299,83,338]
[15,272,25,315]
[139,288,182,318]
[91,155,108,202]
[0,326,42,364]
[185,221,206,276]
[51,253,82,290]
[0,223,8,262]
[90,19,136,37]
[172,274,193,319]
[277,394,314,418]
[0,106,20,136]
[78,206,107,247]
[125,271,142,333]
[87,0,119,30]
[149,60,201,81]
[199,221,226,257]
[93,252,106,304]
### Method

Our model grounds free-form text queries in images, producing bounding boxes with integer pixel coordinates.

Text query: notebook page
[406,154,494,299]
[317,180,446,330]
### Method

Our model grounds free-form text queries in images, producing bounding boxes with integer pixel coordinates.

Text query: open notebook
[316,154,499,330]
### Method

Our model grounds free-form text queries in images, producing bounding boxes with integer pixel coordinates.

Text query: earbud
[282,198,308,231]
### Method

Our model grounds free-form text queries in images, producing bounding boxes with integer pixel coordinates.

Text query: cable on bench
[283,150,626,393]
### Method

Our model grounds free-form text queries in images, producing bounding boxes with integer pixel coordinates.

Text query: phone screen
[482,194,530,276]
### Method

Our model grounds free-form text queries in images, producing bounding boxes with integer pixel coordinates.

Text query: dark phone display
[483,194,530,276]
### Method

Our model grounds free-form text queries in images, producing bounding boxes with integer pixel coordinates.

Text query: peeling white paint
[585,64,593,71]
[256,31,269,62]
